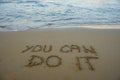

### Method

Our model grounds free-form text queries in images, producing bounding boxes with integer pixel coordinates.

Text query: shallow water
[0,0,120,31]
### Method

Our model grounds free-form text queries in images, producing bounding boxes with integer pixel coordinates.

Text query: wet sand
[0,25,120,80]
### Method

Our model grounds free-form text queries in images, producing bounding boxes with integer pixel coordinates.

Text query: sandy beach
[0,25,120,80]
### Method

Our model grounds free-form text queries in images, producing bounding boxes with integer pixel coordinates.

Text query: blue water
[0,0,120,31]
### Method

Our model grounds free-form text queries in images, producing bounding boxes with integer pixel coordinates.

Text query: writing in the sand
[21,45,99,71]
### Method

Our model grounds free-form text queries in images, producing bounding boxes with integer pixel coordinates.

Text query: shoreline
[0,25,120,32]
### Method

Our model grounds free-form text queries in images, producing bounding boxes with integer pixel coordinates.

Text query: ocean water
[0,0,120,31]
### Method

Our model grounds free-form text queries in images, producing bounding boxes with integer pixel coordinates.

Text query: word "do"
[25,55,62,68]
